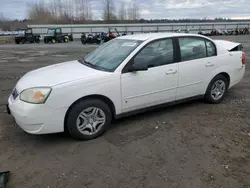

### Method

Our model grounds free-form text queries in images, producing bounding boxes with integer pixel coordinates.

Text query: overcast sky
[1,0,250,20]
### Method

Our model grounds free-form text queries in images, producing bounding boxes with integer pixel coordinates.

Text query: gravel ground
[0,36,250,188]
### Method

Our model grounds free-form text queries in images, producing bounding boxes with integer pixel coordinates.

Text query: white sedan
[7,33,246,140]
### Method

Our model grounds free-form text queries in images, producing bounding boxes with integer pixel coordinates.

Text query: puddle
[0,60,8,63]
[52,54,69,57]
[2,57,18,60]
[15,51,37,54]
[18,58,34,62]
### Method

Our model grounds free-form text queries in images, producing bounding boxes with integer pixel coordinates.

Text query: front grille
[12,88,19,100]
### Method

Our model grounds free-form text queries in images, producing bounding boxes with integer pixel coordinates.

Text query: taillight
[242,52,246,65]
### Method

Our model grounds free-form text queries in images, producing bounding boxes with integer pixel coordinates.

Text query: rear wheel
[66,99,112,140]
[64,38,69,43]
[51,39,56,44]
[205,74,228,104]
[81,40,86,44]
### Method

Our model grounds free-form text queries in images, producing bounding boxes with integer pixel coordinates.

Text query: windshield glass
[47,29,55,35]
[81,39,142,72]
[18,30,25,35]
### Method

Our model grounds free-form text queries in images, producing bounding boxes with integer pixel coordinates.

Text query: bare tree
[127,0,140,20]
[103,0,116,21]
[118,1,126,20]
[74,0,92,22]
[0,12,6,21]
[50,0,64,22]
[28,0,55,24]
[84,0,92,20]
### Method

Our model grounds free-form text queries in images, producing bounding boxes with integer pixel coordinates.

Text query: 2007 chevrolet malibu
[7,33,246,140]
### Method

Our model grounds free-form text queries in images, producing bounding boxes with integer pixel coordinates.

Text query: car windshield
[47,29,55,35]
[79,39,143,72]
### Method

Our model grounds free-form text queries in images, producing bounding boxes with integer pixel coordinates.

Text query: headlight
[20,87,52,104]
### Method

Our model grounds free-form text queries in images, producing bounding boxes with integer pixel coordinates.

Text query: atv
[44,28,73,44]
[103,28,120,42]
[15,28,40,44]
[81,33,101,44]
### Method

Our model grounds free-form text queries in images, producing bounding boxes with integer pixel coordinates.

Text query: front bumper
[7,95,67,134]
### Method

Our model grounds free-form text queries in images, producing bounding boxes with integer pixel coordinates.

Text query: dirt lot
[0,36,250,188]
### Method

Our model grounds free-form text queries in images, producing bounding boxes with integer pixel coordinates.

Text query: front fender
[46,73,123,115]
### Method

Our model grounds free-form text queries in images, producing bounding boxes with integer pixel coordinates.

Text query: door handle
[205,62,215,67]
[165,69,177,75]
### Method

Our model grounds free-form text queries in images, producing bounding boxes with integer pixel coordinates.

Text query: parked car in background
[7,33,245,140]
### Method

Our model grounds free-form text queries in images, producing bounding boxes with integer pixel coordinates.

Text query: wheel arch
[219,72,230,86]
[206,72,231,93]
[64,94,116,132]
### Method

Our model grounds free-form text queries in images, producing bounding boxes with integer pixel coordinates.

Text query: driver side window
[26,29,32,34]
[133,38,174,68]
[55,28,61,34]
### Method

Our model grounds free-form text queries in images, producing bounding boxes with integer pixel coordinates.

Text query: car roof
[117,32,208,41]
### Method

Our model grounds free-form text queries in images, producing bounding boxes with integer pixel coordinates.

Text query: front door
[25,29,33,42]
[176,37,218,100]
[55,28,62,41]
[121,38,179,113]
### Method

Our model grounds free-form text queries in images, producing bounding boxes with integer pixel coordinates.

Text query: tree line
[1,0,250,31]
[27,0,140,24]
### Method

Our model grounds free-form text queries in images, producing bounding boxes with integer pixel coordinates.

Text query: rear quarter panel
[208,49,244,89]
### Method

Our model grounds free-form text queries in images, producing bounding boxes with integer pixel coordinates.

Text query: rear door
[176,37,218,100]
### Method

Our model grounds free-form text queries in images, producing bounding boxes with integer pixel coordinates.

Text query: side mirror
[128,63,148,72]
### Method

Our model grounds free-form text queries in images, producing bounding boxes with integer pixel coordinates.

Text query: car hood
[16,60,110,91]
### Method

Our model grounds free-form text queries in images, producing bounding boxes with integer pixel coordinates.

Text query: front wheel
[205,74,228,104]
[66,99,112,140]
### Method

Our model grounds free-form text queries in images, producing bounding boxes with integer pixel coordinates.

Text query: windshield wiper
[78,58,111,72]
[78,59,100,69]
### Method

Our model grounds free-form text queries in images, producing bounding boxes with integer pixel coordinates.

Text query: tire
[66,99,112,140]
[205,74,229,104]
[51,39,56,44]
[21,39,26,44]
